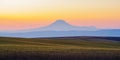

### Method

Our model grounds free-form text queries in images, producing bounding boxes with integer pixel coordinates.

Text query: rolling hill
[0,36,120,60]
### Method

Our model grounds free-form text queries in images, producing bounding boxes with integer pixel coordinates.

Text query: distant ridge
[0,29,120,38]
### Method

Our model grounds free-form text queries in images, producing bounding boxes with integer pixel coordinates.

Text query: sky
[0,0,120,31]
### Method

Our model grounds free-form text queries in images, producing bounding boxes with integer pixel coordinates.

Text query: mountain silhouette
[30,20,97,31]
[0,20,120,38]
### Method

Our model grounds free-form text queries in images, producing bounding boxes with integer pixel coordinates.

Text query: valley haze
[0,20,120,38]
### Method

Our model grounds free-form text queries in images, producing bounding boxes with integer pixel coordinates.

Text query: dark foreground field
[0,36,120,60]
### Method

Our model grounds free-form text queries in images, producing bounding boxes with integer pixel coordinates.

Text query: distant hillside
[0,36,120,48]
[44,36,120,41]
[0,29,120,38]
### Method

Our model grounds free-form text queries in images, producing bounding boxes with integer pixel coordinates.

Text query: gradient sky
[0,0,120,31]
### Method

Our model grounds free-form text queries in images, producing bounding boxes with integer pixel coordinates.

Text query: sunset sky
[0,0,120,31]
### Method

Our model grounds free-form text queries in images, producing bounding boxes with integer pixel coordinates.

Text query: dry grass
[0,37,120,60]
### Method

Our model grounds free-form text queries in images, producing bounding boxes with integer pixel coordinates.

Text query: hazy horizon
[0,0,120,31]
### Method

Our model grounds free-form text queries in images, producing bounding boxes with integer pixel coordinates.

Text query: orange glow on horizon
[0,0,120,30]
